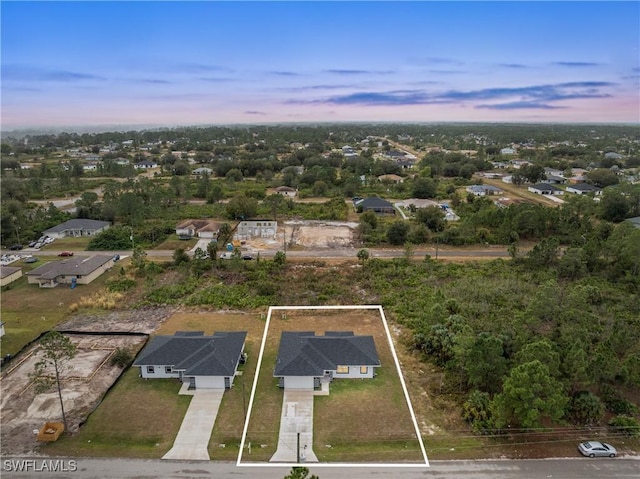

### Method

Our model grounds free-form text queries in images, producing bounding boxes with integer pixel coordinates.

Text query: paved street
[2,457,639,478]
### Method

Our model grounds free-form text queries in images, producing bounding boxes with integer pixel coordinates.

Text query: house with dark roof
[26,255,116,288]
[43,219,110,239]
[134,331,247,390]
[354,197,396,214]
[465,184,504,196]
[566,183,603,196]
[275,186,297,197]
[528,183,564,196]
[273,331,381,390]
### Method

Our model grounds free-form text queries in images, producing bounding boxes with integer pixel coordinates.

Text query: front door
[188,377,196,390]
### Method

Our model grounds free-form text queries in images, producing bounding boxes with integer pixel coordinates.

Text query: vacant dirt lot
[247,221,358,251]
[0,334,146,455]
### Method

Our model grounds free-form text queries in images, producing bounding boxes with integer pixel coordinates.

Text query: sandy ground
[247,221,358,252]
[0,307,174,455]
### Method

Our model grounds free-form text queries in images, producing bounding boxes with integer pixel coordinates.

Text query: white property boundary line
[237,305,429,468]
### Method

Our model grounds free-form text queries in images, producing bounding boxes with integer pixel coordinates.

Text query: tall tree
[491,360,568,429]
[30,332,77,431]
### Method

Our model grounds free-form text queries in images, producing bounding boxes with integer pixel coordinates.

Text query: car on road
[58,251,74,257]
[28,241,37,247]
[9,244,23,250]
[242,254,255,261]
[23,256,38,263]
[578,441,617,458]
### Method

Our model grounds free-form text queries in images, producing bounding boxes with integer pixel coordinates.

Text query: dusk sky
[2,1,639,129]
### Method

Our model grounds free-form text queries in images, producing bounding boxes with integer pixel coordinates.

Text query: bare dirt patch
[246,221,358,251]
[1,334,146,455]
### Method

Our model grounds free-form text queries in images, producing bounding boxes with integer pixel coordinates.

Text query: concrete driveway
[270,390,318,463]
[162,390,224,461]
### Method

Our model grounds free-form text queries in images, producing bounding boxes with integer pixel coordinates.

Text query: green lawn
[0,264,121,356]
[44,368,190,458]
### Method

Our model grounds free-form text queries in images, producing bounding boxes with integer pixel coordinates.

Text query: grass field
[0,264,122,356]
[44,368,190,458]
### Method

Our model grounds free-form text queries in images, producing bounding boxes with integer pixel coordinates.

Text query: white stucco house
[133,331,247,390]
[273,331,381,391]
[566,183,603,196]
[275,186,297,197]
[528,183,564,196]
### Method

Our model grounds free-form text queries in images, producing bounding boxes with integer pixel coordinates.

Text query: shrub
[110,347,133,368]
[106,277,137,292]
[568,391,604,425]
[608,415,640,437]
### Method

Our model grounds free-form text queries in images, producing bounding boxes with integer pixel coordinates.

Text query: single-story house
[566,183,603,196]
[43,219,111,239]
[501,147,516,155]
[274,331,381,390]
[133,331,247,390]
[134,160,158,169]
[1,266,23,287]
[235,219,277,240]
[396,159,416,169]
[378,174,404,184]
[605,152,623,160]
[26,255,116,288]
[275,186,297,198]
[545,174,566,184]
[354,197,396,214]
[528,183,564,196]
[175,219,220,239]
[466,185,504,196]
[192,167,213,176]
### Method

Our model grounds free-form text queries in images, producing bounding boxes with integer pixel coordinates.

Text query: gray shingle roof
[43,219,110,234]
[134,331,247,376]
[355,197,394,209]
[26,255,113,279]
[274,331,380,377]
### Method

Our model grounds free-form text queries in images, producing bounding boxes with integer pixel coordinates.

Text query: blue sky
[2,1,639,129]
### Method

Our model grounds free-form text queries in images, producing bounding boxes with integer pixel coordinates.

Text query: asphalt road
[2,457,639,478]
[7,246,512,261]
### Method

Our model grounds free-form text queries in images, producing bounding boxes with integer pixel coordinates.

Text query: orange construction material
[37,422,64,442]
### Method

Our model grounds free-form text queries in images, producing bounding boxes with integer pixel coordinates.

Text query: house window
[360,366,368,374]
[147,366,155,374]
[165,367,172,374]
[257,223,262,227]
[336,365,349,374]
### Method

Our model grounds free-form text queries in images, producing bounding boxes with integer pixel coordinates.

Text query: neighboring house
[273,331,381,390]
[1,266,23,287]
[275,186,297,197]
[528,183,564,196]
[378,174,404,184]
[605,152,623,160]
[43,219,110,239]
[134,160,158,169]
[133,331,247,390]
[114,157,130,166]
[466,185,504,196]
[26,255,116,288]
[354,197,396,214]
[501,147,516,155]
[235,219,277,240]
[192,167,213,175]
[566,183,603,196]
[83,162,98,171]
[545,174,566,185]
[175,219,221,239]
[396,159,416,169]
[510,159,532,169]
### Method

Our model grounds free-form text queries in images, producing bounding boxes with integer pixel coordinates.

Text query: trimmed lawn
[244,309,425,463]
[42,237,91,251]
[154,236,197,251]
[44,368,189,458]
